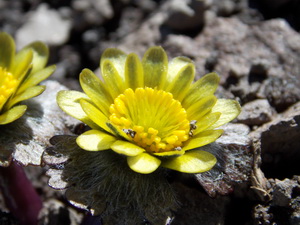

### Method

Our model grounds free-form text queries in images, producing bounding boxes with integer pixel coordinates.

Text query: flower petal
[165,56,193,85]
[142,46,168,89]
[100,48,127,81]
[11,48,33,79]
[182,72,220,108]
[183,130,223,151]
[101,60,125,99]
[0,105,27,125]
[186,95,217,119]
[80,99,111,133]
[166,63,195,101]
[16,65,56,95]
[76,130,116,151]
[127,153,161,174]
[193,112,221,135]
[79,69,112,116]
[111,140,145,156]
[23,41,49,74]
[124,53,144,89]
[57,90,98,129]
[153,149,185,157]
[6,85,45,110]
[162,150,217,173]
[0,32,15,70]
[208,99,241,129]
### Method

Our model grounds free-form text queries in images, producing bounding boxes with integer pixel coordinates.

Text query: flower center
[0,67,18,110]
[109,87,191,153]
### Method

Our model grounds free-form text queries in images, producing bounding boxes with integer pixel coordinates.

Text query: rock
[237,99,274,125]
[250,101,300,178]
[196,123,252,197]
[16,4,71,47]
[253,176,300,225]
[253,204,273,225]
[171,183,229,225]
[259,76,300,112]
[272,178,298,207]
[164,0,206,31]
[191,18,300,107]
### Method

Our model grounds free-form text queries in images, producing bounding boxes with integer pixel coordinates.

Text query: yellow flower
[0,32,55,125]
[57,47,241,174]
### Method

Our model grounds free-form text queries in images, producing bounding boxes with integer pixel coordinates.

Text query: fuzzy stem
[0,161,42,225]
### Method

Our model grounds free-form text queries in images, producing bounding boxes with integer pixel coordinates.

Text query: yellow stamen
[109,87,192,153]
[0,67,18,110]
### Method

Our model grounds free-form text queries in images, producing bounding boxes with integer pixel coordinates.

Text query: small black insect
[123,129,136,138]
[189,120,197,137]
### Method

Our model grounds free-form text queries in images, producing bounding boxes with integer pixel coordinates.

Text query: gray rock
[171,183,229,225]
[16,4,71,48]
[196,123,252,197]
[272,178,298,207]
[237,99,274,125]
[164,0,206,31]
[250,101,300,178]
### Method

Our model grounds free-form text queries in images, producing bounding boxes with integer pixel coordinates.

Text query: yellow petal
[111,140,145,156]
[183,130,223,151]
[153,149,185,157]
[100,48,127,81]
[142,46,168,89]
[101,60,125,98]
[165,56,193,85]
[23,41,49,74]
[127,153,161,174]
[6,85,45,110]
[165,63,195,101]
[124,53,144,89]
[208,99,241,129]
[57,90,99,129]
[0,105,27,125]
[0,32,15,70]
[80,99,111,133]
[162,150,217,173]
[79,69,112,116]
[16,65,56,95]
[182,72,220,108]
[76,130,116,151]
[11,48,33,79]
[186,95,217,119]
[193,112,221,135]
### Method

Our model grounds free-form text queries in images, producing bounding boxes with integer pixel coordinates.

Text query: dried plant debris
[43,135,177,225]
[253,177,300,225]
[0,80,75,167]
